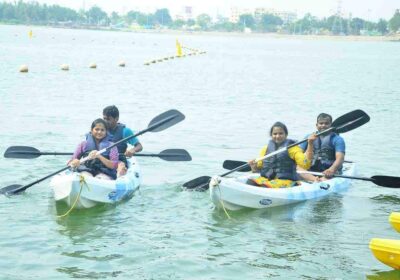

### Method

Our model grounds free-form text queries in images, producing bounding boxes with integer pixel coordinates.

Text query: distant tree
[86,6,108,25]
[213,21,237,32]
[110,12,121,25]
[154,8,172,26]
[389,9,400,32]
[295,13,318,34]
[196,13,212,30]
[0,2,16,21]
[187,19,195,26]
[239,14,255,30]
[259,13,283,32]
[350,17,365,35]
[171,19,185,29]
[376,19,388,34]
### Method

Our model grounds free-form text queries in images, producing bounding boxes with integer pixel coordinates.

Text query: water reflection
[49,200,130,279]
[366,269,400,280]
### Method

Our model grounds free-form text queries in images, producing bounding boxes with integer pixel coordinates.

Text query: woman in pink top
[69,119,119,180]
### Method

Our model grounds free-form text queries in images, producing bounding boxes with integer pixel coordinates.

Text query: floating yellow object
[89,63,97,69]
[19,65,28,73]
[370,238,400,269]
[389,213,400,232]
[61,64,69,71]
[28,30,32,38]
[176,39,183,57]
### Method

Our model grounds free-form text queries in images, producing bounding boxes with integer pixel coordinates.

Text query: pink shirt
[72,141,119,169]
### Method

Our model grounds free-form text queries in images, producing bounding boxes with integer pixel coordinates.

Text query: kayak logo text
[259,199,272,206]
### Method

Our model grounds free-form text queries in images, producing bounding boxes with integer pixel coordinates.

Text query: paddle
[0,109,185,196]
[4,146,192,161]
[222,159,354,172]
[297,171,400,188]
[183,109,370,191]
[4,146,71,158]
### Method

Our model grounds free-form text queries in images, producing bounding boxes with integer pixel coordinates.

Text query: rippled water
[1,25,400,279]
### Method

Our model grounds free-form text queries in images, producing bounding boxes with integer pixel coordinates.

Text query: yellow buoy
[19,65,28,73]
[118,61,126,67]
[176,39,183,57]
[61,64,69,71]
[89,63,97,69]
[28,30,33,38]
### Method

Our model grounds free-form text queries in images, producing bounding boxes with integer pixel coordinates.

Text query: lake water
[1,24,400,279]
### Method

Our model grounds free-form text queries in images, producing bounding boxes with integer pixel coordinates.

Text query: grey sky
[30,0,399,20]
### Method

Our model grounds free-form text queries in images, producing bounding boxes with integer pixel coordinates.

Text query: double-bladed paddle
[182,109,370,191]
[0,109,185,196]
[222,159,353,172]
[297,171,400,188]
[4,146,192,162]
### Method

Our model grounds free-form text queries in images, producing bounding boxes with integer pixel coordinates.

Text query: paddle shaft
[297,171,374,182]
[13,166,70,193]
[7,152,182,157]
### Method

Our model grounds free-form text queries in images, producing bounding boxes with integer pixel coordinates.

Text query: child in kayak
[248,122,316,188]
[68,118,119,180]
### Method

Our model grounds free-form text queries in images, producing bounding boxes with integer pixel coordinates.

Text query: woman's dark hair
[270,122,288,136]
[103,105,119,119]
[91,118,108,130]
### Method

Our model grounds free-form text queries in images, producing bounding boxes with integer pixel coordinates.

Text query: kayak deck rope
[57,175,89,218]
[216,184,231,219]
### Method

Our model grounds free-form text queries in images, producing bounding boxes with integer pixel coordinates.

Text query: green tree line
[1,1,400,34]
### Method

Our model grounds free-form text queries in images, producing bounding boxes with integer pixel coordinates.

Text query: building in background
[255,7,297,24]
[229,7,252,23]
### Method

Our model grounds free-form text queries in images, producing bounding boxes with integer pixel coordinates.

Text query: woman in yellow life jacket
[248,122,316,188]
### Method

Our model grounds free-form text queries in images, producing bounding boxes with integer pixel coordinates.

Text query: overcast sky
[29,0,399,20]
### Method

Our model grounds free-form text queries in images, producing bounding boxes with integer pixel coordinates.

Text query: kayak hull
[210,163,355,211]
[370,238,400,270]
[390,212,400,233]
[50,158,141,209]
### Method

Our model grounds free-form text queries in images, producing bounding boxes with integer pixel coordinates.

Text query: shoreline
[2,22,400,42]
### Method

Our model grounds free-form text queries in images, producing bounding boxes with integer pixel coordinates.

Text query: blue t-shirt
[123,127,139,146]
[299,133,345,154]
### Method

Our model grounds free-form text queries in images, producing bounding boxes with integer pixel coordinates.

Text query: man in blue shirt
[103,105,143,176]
[299,113,345,181]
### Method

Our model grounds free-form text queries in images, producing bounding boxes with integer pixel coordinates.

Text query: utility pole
[332,0,344,35]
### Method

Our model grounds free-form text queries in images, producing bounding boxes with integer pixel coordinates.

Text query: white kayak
[50,157,141,209]
[210,162,355,211]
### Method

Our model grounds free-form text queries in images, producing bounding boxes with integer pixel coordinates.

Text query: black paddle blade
[4,146,41,159]
[148,109,185,132]
[183,176,211,190]
[372,176,400,188]
[159,149,192,161]
[332,109,370,134]
[223,160,252,172]
[0,184,23,195]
